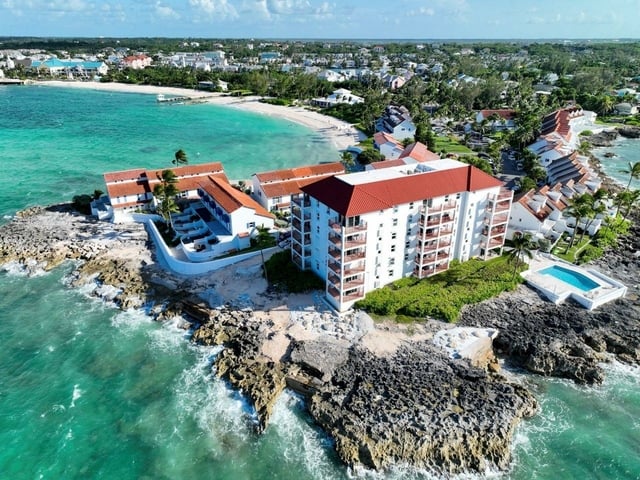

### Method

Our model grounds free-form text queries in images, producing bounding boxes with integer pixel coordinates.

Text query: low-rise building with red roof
[290,159,512,312]
[251,162,345,212]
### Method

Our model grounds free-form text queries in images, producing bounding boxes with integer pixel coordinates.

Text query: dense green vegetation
[264,251,325,293]
[354,257,524,322]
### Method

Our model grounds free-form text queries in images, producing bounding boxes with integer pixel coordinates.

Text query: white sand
[36,80,366,151]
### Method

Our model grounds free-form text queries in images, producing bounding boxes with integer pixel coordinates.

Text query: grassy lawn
[434,136,473,154]
[552,236,591,263]
[354,256,524,323]
[357,137,374,149]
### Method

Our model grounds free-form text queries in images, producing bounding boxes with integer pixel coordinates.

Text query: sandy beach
[36,80,366,151]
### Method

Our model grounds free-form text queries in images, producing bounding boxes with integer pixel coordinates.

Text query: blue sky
[1,0,639,39]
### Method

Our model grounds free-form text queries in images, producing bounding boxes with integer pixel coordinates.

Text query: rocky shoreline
[1,204,639,476]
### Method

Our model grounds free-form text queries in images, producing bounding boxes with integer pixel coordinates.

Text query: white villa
[291,160,512,312]
[374,131,404,159]
[507,180,604,242]
[375,105,416,140]
[312,88,364,108]
[251,162,346,213]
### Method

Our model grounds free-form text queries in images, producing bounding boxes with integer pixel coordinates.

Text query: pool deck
[521,253,628,310]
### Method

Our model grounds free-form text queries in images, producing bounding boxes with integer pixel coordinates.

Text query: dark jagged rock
[460,212,640,384]
[618,126,640,139]
[307,343,537,474]
[191,308,287,432]
[585,129,618,147]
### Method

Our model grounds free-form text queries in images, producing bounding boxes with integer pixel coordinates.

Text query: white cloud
[266,0,312,14]
[189,0,238,18]
[155,1,179,19]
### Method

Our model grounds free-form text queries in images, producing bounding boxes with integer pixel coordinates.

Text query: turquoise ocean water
[1,85,639,479]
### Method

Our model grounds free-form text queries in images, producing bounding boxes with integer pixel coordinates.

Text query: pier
[0,79,25,85]
[156,93,192,103]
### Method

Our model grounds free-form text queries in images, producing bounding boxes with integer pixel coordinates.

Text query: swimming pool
[539,265,600,292]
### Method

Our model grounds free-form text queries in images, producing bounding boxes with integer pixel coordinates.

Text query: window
[316,213,320,220]
[391,232,397,240]
[392,218,398,226]
[405,241,410,248]
[393,206,399,213]
[316,226,320,234]
[404,253,409,261]
[388,269,394,277]
[391,245,396,252]
[389,258,395,266]
[246,222,255,228]
[409,202,414,208]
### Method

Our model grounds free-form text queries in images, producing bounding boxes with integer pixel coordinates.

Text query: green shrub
[578,245,604,264]
[264,251,324,293]
[355,257,523,323]
[72,194,93,215]
[580,130,593,136]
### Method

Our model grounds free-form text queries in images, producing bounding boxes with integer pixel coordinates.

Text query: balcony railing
[292,252,303,269]
[422,201,457,214]
[291,195,310,208]
[342,277,365,289]
[327,286,364,303]
[328,219,367,235]
[343,251,366,264]
[481,226,507,238]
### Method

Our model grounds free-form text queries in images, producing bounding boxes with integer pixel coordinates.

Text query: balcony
[481,225,506,237]
[496,189,513,201]
[420,214,455,228]
[328,219,367,235]
[423,201,457,214]
[328,272,341,287]
[328,286,364,303]
[291,195,310,208]
[291,217,311,232]
[292,251,303,269]
[343,251,366,264]
[489,212,509,225]
[292,230,311,245]
[342,277,365,289]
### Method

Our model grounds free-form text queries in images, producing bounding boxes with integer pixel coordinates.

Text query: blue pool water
[539,265,600,292]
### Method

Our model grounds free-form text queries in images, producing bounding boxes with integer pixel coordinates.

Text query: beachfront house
[290,160,512,312]
[375,105,416,140]
[311,88,364,108]
[251,162,345,212]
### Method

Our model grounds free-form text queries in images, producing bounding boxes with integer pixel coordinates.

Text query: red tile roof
[302,165,503,216]
[200,176,275,219]
[479,109,516,120]
[399,142,440,162]
[106,180,151,198]
[373,131,402,147]
[104,169,146,183]
[254,162,345,183]
[369,159,407,170]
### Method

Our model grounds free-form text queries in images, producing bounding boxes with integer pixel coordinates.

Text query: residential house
[251,162,345,212]
[508,180,604,242]
[613,103,638,116]
[122,54,152,69]
[291,160,511,312]
[312,88,364,108]
[475,109,517,131]
[375,105,416,140]
[373,131,404,159]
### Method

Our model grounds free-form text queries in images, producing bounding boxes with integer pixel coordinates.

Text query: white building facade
[291,161,512,312]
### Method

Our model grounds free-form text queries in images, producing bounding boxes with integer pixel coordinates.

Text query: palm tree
[614,161,640,217]
[621,161,640,190]
[508,233,535,280]
[340,150,355,171]
[563,195,592,254]
[577,191,608,245]
[619,189,640,222]
[172,149,189,166]
[153,169,179,224]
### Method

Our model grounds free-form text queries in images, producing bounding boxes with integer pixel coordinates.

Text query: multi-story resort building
[290,159,512,312]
